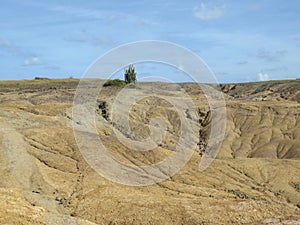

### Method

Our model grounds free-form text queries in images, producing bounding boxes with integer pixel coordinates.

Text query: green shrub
[103,79,126,87]
[34,77,49,80]
[124,64,137,84]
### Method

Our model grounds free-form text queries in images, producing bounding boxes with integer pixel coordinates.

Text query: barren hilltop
[0,78,299,224]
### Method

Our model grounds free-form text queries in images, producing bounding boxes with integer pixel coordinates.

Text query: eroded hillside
[0,78,300,224]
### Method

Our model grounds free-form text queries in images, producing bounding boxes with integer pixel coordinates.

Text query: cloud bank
[193,2,226,20]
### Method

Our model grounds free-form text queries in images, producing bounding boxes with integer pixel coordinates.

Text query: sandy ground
[0,78,299,224]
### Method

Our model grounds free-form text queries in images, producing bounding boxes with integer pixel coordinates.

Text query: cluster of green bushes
[103,79,127,87]
[34,77,50,80]
[103,64,137,87]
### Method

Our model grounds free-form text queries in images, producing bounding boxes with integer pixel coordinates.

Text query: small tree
[124,64,137,84]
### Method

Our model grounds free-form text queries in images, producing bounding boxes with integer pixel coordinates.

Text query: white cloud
[247,3,265,11]
[28,1,152,27]
[64,31,118,48]
[0,39,13,48]
[177,64,185,71]
[51,5,107,20]
[0,38,20,54]
[256,48,288,62]
[193,2,226,20]
[64,33,90,43]
[0,39,45,66]
[258,72,269,81]
[23,56,43,66]
[44,65,60,70]
[237,61,248,65]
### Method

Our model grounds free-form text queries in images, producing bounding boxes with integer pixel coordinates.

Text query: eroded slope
[0,79,299,224]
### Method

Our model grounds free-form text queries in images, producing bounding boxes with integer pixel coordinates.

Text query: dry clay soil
[0,79,300,224]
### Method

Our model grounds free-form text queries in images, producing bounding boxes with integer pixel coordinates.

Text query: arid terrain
[0,78,300,224]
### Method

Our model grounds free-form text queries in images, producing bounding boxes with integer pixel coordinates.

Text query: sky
[0,0,299,83]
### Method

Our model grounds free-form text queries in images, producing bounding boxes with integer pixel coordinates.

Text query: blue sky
[0,0,299,83]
